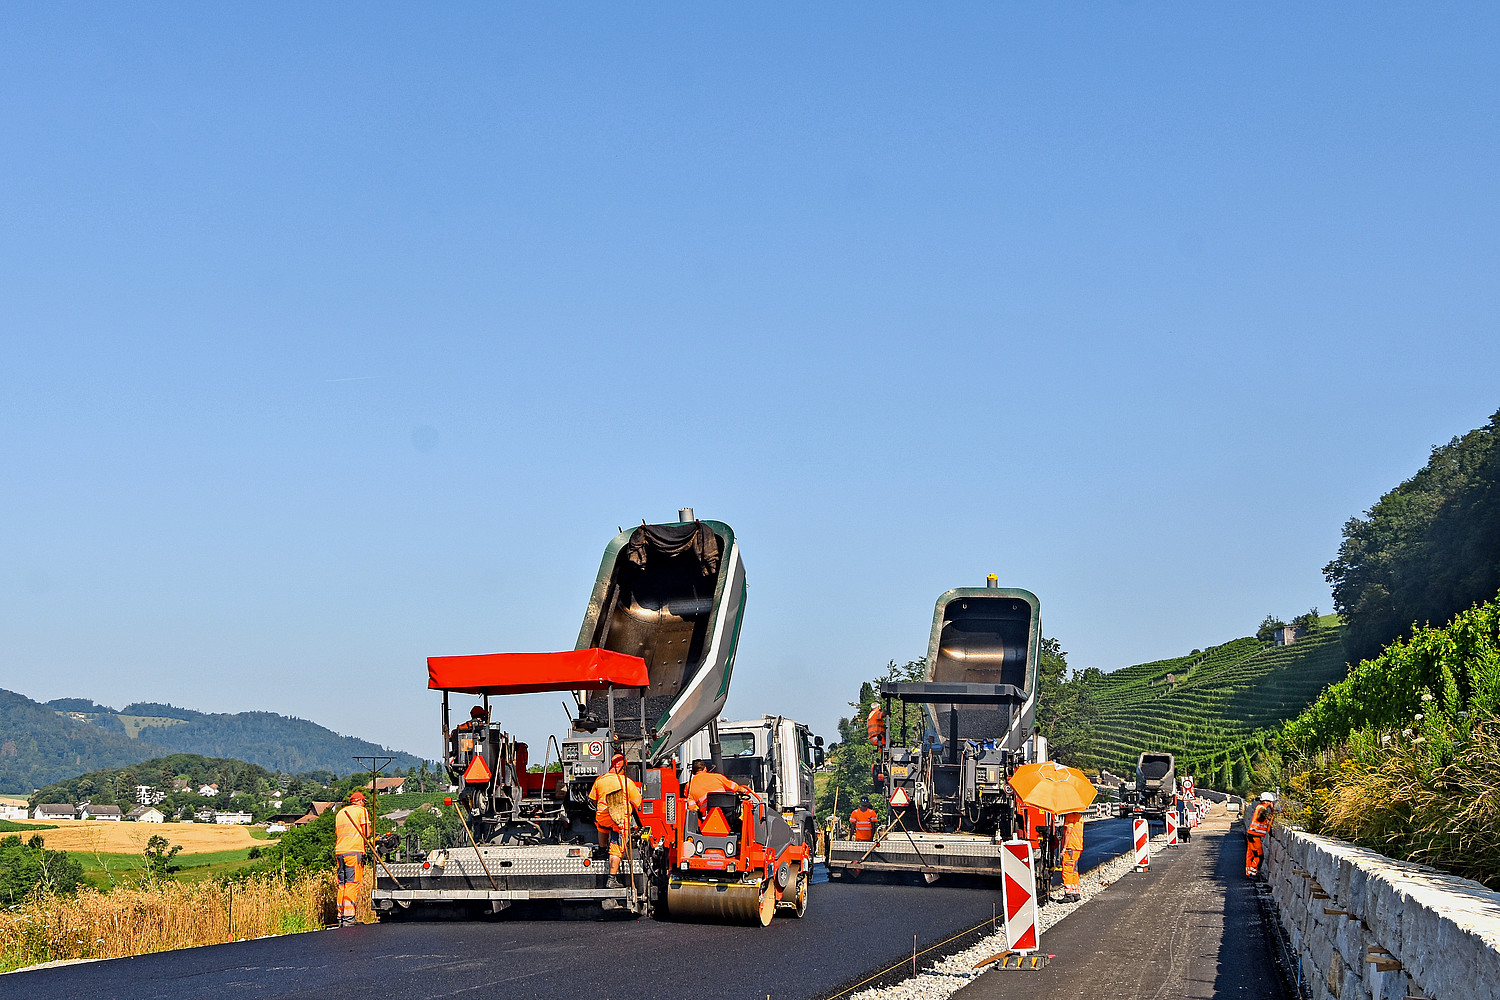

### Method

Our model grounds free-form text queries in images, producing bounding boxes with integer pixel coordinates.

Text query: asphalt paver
[9,822,1140,1000]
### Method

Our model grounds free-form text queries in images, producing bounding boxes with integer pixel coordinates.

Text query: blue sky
[3,6,1498,759]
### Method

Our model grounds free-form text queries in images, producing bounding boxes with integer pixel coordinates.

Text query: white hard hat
[1259,791,1276,802]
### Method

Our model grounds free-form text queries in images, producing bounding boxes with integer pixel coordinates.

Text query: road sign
[1166,805,1178,846]
[1000,840,1039,953]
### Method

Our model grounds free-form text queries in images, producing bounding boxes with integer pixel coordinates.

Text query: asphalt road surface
[957,817,1287,1000]
[10,819,1143,1000]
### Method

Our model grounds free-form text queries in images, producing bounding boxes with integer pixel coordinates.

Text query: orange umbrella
[1007,761,1097,814]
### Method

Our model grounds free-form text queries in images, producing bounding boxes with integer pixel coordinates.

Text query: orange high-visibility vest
[334,805,371,855]
[588,772,642,829]
[686,771,741,811]
[850,807,878,841]
[1248,803,1273,836]
[866,705,886,747]
[1063,812,1084,853]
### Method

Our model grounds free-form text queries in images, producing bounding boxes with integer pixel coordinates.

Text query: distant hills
[0,688,428,793]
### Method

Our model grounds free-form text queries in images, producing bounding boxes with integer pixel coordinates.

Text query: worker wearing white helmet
[1244,792,1276,877]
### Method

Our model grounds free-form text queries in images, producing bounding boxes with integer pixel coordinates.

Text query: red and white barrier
[1132,817,1150,871]
[1000,840,1039,953]
[1166,806,1178,846]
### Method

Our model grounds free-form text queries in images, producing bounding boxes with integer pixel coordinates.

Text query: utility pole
[352,755,395,831]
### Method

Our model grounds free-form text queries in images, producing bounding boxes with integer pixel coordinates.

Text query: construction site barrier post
[1132,817,1150,871]
[999,840,1039,953]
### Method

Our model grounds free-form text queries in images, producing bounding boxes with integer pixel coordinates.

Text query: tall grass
[0,871,348,972]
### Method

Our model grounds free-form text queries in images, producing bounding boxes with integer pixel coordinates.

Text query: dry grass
[6,821,260,854]
[0,871,358,973]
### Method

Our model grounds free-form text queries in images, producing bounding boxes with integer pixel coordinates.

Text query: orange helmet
[350,791,366,804]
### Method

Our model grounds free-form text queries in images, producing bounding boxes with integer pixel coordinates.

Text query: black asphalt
[954,822,1286,1000]
[6,820,1141,1000]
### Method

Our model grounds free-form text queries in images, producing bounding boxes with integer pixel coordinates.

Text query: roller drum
[666,878,774,926]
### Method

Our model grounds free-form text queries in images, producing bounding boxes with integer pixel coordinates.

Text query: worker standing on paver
[866,703,886,749]
[589,753,643,888]
[1244,792,1276,877]
[1060,810,1084,902]
[334,791,372,926]
[850,795,879,841]
[685,759,748,812]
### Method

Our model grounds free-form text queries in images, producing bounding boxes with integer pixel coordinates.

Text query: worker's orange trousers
[1060,847,1080,894]
[336,852,364,925]
[1245,834,1264,877]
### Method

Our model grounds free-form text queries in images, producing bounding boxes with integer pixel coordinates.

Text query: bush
[0,835,84,903]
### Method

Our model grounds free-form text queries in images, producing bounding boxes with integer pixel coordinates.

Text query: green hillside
[0,689,428,793]
[1090,621,1350,785]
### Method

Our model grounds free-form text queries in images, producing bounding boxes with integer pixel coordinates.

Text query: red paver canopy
[426,647,650,695]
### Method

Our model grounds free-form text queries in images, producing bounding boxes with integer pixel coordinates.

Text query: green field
[0,820,55,832]
[1091,618,1349,784]
[75,847,259,889]
[116,715,189,739]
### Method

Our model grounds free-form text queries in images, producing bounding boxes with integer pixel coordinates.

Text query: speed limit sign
[588,741,603,757]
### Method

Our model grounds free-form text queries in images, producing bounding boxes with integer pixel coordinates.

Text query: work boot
[1063,891,1081,903]
[605,874,623,889]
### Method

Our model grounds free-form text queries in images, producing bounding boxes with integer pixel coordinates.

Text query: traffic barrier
[1132,817,1150,871]
[1165,807,1178,846]
[999,840,1039,953]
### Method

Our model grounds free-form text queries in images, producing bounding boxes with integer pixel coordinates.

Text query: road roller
[667,787,811,925]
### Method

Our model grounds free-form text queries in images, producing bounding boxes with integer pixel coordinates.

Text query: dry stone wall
[1265,826,1500,1000]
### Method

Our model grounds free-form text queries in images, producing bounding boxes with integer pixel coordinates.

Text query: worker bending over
[1245,792,1276,877]
[334,792,372,926]
[1059,811,1084,902]
[589,753,643,888]
[850,795,879,841]
[685,759,748,813]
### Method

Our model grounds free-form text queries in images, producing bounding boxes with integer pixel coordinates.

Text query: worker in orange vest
[850,795,879,841]
[588,753,643,888]
[1245,792,1276,877]
[866,703,886,749]
[1060,811,1084,902]
[685,759,749,813]
[334,791,372,926]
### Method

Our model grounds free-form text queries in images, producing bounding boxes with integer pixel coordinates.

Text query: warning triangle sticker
[700,808,732,836]
[890,787,910,807]
[463,754,491,784]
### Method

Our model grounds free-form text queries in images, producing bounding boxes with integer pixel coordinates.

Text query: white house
[198,783,220,797]
[213,811,253,825]
[265,822,289,834]
[127,806,166,823]
[364,776,407,796]
[33,803,76,821]
[0,804,27,821]
[80,804,123,821]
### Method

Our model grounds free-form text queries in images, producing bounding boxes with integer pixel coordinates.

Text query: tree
[1326,409,1500,663]
[0,834,83,902]
[140,834,182,886]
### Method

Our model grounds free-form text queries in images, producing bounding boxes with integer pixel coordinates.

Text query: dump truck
[828,580,1055,896]
[373,511,745,919]
[1135,752,1176,822]
[373,511,816,925]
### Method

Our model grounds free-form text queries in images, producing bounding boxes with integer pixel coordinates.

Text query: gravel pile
[850,830,1175,1000]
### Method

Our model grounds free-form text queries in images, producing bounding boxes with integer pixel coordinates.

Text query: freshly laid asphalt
[955,815,1287,1000]
[8,818,1222,1000]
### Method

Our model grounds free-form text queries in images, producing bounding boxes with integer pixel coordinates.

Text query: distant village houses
[0,804,28,821]
[363,776,407,795]
[213,811,253,825]
[197,783,220,797]
[127,806,166,823]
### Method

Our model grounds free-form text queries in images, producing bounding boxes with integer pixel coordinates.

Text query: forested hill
[0,689,151,793]
[0,688,426,793]
[107,704,428,775]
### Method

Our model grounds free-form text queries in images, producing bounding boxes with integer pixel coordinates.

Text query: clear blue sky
[4,6,1498,759]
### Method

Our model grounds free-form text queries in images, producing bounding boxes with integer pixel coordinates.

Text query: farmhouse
[127,806,166,823]
[33,803,76,821]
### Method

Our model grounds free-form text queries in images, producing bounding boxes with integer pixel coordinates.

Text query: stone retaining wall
[1265,826,1500,1000]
